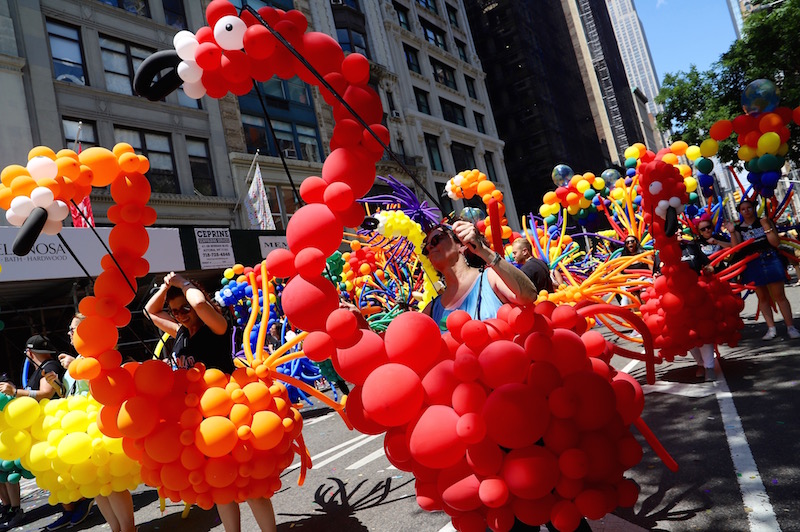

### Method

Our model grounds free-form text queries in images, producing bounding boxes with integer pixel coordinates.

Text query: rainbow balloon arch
[0,1,744,531]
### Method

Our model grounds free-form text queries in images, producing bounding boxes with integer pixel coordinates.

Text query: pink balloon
[362,363,424,427]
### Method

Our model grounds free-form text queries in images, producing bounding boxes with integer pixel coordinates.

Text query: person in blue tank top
[422,220,538,331]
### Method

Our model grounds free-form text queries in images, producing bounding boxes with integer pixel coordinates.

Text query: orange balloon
[196,417,238,458]
[144,422,183,463]
[96,404,123,438]
[181,445,207,471]
[0,186,12,211]
[204,456,238,488]
[242,382,272,411]
[28,146,56,160]
[56,149,79,161]
[199,387,234,418]
[117,396,158,439]
[112,142,135,157]
[134,360,174,398]
[476,180,496,196]
[10,174,36,198]
[250,411,283,451]
[74,315,119,358]
[230,403,253,428]
[203,369,230,388]
[56,156,81,181]
[78,147,121,187]
[69,357,101,380]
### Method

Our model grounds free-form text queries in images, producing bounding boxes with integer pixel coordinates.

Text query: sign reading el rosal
[0,227,184,282]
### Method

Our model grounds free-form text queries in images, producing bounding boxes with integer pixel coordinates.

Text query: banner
[0,227,184,282]
[244,164,276,230]
[69,196,95,228]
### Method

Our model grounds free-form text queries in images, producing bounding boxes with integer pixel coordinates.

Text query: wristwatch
[182,280,192,288]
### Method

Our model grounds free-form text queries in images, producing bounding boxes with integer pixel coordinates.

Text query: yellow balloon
[700,139,719,158]
[25,441,50,472]
[684,177,698,193]
[70,460,98,485]
[578,198,591,209]
[662,153,679,166]
[0,429,31,460]
[738,145,756,162]
[757,132,780,156]
[685,145,702,161]
[61,411,90,434]
[4,397,41,429]
[624,146,640,159]
[539,204,550,217]
[678,164,692,178]
[57,432,93,465]
[592,178,605,190]
[778,143,790,157]
[576,180,591,193]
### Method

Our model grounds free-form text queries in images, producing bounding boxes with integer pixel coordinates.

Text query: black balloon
[13,207,48,256]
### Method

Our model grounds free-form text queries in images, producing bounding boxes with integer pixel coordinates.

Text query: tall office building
[604,0,664,148]
[563,0,644,163]
[293,0,519,226]
[726,0,745,39]
[464,0,610,218]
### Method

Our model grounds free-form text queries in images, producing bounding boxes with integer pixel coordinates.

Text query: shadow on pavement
[277,475,414,531]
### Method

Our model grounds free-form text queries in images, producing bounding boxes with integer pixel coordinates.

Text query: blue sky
[632,0,738,83]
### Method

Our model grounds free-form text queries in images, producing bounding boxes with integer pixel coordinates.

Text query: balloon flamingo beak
[664,205,678,237]
[13,207,48,256]
[134,50,182,101]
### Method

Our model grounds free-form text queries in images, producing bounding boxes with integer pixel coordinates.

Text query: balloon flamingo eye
[648,181,662,197]
[214,15,246,50]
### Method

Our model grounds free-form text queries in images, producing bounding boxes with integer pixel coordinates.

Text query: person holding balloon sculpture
[43,313,135,532]
[144,272,277,532]
[421,219,538,330]
[725,199,800,340]
[0,335,64,530]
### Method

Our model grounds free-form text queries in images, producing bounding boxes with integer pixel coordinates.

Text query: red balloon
[332,329,388,385]
[501,446,560,500]
[294,247,327,279]
[206,0,237,26]
[321,147,376,199]
[421,360,459,405]
[456,412,486,444]
[617,478,639,507]
[563,371,616,431]
[558,448,589,479]
[333,85,384,129]
[451,381,487,415]
[483,383,549,449]
[384,427,412,466]
[446,310,472,341]
[134,360,174,398]
[611,371,644,425]
[334,200,366,228]
[341,53,370,85]
[441,472,482,512]
[90,367,134,406]
[323,182,354,212]
[581,330,607,358]
[415,482,443,511]
[343,385,384,435]
[320,72,347,106]
[243,25,278,61]
[117,396,159,439]
[285,203,342,257]
[195,42,222,71]
[709,119,734,140]
[478,477,509,509]
[525,361,561,396]
[299,175,327,204]
[461,320,490,351]
[513,494,556,527]
[408,405,465,469]
[550,305,579,329]
[550,500,582,532]
[281,274,339,332]
[264,248,296,278]
[542,418,579,454]
[361,363,424,427]
[478,340,528,388]
[549,329,591,377]
[325,308,358,341]
[385,312,442,375]
[466,438,503,476]
[361,124,390,154]
[297,32,344,81]
[220,50,251,84]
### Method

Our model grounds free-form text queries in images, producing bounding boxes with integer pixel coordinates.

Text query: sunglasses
[422,231,449,256]
[168,304,192,317]
[698,226,712,232]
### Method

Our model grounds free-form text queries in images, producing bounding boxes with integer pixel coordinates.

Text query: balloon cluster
[332,307,666,532]
[445,170,511,244]
[542,167,610,225]
[341,240,381,290]
[637,151,744,360]
[702,79,799,198]
[0,395,140,505]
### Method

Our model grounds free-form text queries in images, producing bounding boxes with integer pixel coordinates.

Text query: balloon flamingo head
[638,152,688,238]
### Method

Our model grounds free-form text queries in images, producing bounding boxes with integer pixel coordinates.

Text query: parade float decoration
[0,1,679,530]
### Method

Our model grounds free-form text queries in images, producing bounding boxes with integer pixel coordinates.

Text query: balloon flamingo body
[637,151,744,361]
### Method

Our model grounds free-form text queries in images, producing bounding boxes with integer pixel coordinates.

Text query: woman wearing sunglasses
[145,273,277,531]
[696,219,731,257]
[421,220,537,331]
[144,271,235,374]
[725,199,799,340]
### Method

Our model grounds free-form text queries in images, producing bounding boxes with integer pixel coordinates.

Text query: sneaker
[45,511,73,531]
[694,366,705,379]
[788,326,800,339]
[0,507,24,531]
[0,506,9,524]
[68,498,93,526]
[762,327,777,340]
[704,368,717,382]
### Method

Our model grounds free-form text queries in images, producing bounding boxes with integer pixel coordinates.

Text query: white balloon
[177,60,202,83]
[42,219,62,236]
[182,80,207,100]
[5,208,25,227]
[27,156,58,180]
[668,196,682,208]
[453,175,463,186]
[46,200,69,222]
[214,15,246,51]
[175,34,199,62]
[10,195,34,217]
[31,186,55,208]
[648,181,662,196]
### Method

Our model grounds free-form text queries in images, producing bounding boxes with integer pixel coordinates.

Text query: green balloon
[583,189,596,200]
[625,157,638,169]
[759,154,781,171]
[6,473,20,484]
[544,215,557,225]
[578,208,587,218]
[696,157,714,175]
[689,192,699,202]
[21,469,34,479]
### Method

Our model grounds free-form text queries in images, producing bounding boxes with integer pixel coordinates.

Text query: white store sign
[194,228,235,270]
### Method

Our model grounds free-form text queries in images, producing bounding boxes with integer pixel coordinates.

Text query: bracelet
[764,228,773,233]
[182,281,192,288]
[488,252,503,268]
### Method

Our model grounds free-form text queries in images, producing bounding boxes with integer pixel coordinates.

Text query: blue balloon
[741,79,779,116]
[698,174,714,188]
[626,168,637,177]
[762,170,780,188]
[551,164,574,187]
[624,178,633,187]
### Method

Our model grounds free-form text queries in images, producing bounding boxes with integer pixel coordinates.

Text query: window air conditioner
[283,149,298,159]
[331,0,344,5]
[390,110,402,119]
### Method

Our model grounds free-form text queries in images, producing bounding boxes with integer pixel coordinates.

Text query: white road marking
[713,361,781,532]
[438,523,456,532]
[312,434,382,469]
[287,433,369,471]
[621,359,640,374]
[642,381,717,398]
[303,412,335,426]
[346,447,386,470]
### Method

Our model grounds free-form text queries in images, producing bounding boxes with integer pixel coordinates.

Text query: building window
[484,151,497,181]
[187,137,216,196]
[446,4,459,27]
[262,77,285,99]
[421,19,447,50]
[62,118,97,150]
[114,127,177,194]
[271,120,296,156]
[97,0,150,17]
[395,2,410,29]
[243,114,268,155]
[414,88,430,114]
[430,59,456,89]
[474,112,486,134]
[296,124,322,163]
[404,45,421,74]
[177,87,201,108]
[336,27,369,58]
[455,39,468,63]
[435,181,454,215]
[47,21,86,85]
[416,0,438,14]
[465,75,477,98]
[285,77,310,104]
[440,98,466,127]
[100,36,154,95]
[229,0,293,10]
[162,0,187,29]
[451,142,475,171]
[261,184,284,230]
[424,133,443,172]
